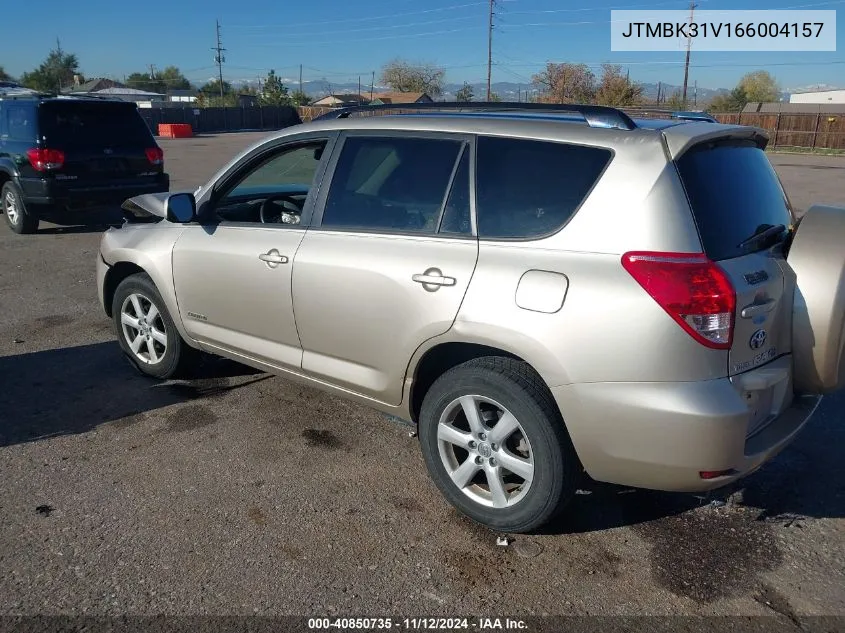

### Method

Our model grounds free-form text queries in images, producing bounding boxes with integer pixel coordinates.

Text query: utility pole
[486,0,495,101]
[694,80,698,107]
[681,1,697,108]
[657,81,662,105]
[370,71,375,101]
[299,64,303,95]
[213,19,226,100]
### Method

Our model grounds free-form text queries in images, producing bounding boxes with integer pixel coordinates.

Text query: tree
[126,66,192,93]
[19,46,81,92]
[738,70,779,102]
[380,59,444,98]
[665,89,686,110]
[290,90,311,106]
[708,87,748,113]
[531,62,595,104]
[488,92,502,102]
[0,66,14,82]
[455,82,474,102]
[259,69,291,106]
[200,79,233,95]
[594,64,643,107]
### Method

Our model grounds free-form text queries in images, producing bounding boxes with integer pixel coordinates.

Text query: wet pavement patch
[301,429,344,450]
[634,506,781,602]
[248,507,267,526]
[162,404,218,433]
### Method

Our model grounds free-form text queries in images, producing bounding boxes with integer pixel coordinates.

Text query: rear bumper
[553,356,820,492]
[18,174,169,210]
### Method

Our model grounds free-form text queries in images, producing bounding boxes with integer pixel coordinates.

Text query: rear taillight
[145,147,164,165]
[26,148,65,172]
[622,251,736,349]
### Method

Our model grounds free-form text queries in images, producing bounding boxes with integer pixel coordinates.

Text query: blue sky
[2,0,842,91]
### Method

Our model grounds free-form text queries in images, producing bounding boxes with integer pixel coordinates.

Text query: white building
[789,89,845,104]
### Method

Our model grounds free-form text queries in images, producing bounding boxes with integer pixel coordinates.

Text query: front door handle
[412,267,456,292]
[258,249,289,268]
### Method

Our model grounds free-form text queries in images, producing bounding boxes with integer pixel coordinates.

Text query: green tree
[0,66,14,82]
[126,66,191,94]
[290,89,311,106]
[488,92,502,102]
[259,70,291,106]
[708,87,748,113]
[594,64,643,107]
[738,70,779,102]
[19,46,81,92]
[380,59,445,98]
[455,82,474,102]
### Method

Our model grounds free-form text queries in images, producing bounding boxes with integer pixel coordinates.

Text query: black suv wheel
[2,181,39,234]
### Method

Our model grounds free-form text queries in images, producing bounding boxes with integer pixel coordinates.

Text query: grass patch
[767,146,845,156]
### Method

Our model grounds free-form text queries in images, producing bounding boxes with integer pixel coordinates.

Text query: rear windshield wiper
[737,224,787,252]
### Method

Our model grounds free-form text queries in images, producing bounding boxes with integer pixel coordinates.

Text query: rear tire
[112,273,197,379]
[418,356,580,533]
[2,181,39,234]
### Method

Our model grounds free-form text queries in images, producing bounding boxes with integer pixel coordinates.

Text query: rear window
[5,105,36,142]
[475,136,612,239]
[676,141,795,261]
[38,102,154,147]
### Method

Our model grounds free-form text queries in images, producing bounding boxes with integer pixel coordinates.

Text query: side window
[214,141,326,225]
[6,106,35,142]
[321,136,463,234]
[438,148,471,235]
[475,136,612,239]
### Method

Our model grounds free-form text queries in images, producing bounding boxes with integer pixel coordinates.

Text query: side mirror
[166,193,196,223]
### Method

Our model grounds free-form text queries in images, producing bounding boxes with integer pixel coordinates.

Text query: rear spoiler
[661,123,769,160]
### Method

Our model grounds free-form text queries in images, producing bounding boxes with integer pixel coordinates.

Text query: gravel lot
[0,131,843,623]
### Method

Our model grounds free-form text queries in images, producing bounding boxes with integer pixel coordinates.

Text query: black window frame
[311,130,477,239]
[198,132,338,229]
[473,134,614,243]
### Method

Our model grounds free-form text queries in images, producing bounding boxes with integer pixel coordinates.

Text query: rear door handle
[258,249,289,267]
[740,298,776,318]
[412,268,456,291]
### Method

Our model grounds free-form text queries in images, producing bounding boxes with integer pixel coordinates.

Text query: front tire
[2,181,39,234]
[112,273,196,379]
[419,357,580,533]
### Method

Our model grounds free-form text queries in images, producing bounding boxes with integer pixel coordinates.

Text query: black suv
[0,92,169,234]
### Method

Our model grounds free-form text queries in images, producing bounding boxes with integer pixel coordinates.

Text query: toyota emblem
[749,329,767,350]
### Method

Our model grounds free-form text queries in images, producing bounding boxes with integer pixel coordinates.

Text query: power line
[243,15,476,39]
[228,2,485,29]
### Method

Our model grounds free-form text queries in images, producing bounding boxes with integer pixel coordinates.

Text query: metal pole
[299,64,303,95]
[811,113,821,149]
[213,20,226,101]
[681,1,696,108]
[486,0,494,101]
[370,71,375,101]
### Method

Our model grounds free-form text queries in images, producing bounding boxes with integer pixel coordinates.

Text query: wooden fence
[711,112,845,150]
[142,105,844,151]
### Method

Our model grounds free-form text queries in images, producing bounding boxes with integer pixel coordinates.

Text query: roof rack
[313,101,638,131]
[623,107,717,123]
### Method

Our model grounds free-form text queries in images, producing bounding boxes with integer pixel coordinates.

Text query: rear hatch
[37,100,162,182]
[675,139,796,382]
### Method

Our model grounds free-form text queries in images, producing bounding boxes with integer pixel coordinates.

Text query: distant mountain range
[236,77,829,104]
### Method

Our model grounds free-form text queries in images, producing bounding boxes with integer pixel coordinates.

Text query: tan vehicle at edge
[96,103,845,533]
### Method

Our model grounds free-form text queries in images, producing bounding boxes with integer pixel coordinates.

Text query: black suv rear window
[676,141,795,261]
[38,102,154,147]
[475,136,611,239]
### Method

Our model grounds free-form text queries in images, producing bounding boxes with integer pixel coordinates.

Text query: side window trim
[310,130,474,237]
[197,132,339,228]
[434,143,468,234]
